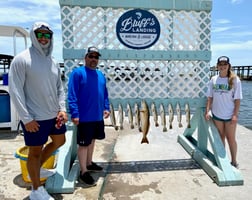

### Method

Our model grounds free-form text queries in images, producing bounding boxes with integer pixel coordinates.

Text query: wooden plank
[182,107,202,137]
[178,110,244,186]
[206,119,244,185]
[59,0,212,11]
[45,127,79,193]
[177,135,196,156]
[178,134,243,186]
[192,147,226,185]
[197,112,208,154]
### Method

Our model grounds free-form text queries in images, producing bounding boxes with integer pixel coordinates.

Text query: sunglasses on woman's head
[35,32,52,39]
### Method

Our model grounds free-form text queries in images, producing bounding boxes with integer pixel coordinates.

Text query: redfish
[140,100,150,144]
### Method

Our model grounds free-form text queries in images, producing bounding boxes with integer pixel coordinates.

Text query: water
[239,81,252,129]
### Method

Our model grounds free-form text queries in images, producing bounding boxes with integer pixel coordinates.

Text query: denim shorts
[77,120,105,146]
[21,118,66,146]
[212,114,231,122]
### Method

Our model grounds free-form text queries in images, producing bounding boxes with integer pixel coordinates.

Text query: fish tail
[141,136,149,144]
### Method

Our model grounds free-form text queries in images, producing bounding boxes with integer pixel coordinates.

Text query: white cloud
[212,26,232,33]
[211,40,252,66]
[230,0,244,4]
[0,1,61,28]
[212,40,252,51]
[215,19,231,24]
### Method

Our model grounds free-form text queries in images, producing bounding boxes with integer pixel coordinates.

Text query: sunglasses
[35,32,52,39]
[88,55,99,59]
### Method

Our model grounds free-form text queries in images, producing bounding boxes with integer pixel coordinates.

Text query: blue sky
[0,0,251,66]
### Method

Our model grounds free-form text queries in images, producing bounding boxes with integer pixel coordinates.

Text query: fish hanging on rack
[126,103,134,129]
[109,103,118,130]
[160,103,167,132]
[185,103,191,128]
[134,102,141,132]
[140,100,150,144]
[176,102,183,128]
[168,103,174,129]
[151,102,159,127]
[118,103,124,130]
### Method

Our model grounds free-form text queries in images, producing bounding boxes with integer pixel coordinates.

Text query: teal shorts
[212,114,231,122]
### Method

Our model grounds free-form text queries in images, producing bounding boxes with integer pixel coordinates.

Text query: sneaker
[28,168,56,180]
[87,162,103,171]
[78,171,96,186]
[40,168,56,178]
[29,186,54,200]
[231,162,239,169]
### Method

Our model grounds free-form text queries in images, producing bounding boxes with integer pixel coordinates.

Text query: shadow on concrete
[13,174,32,189]
[0,129,21,140]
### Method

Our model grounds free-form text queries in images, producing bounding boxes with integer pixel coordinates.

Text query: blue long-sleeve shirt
[68,66,110,122]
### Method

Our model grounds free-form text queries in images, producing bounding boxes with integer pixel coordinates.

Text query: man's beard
[40,42,50,55]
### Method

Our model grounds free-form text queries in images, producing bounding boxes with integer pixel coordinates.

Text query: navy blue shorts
[212,114,231,122]
[21,118,66,146]
[77,120,105,146]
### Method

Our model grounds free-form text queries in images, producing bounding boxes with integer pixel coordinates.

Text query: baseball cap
[217,56,229,64]
[85,46,101,56]
[34,23,53,34]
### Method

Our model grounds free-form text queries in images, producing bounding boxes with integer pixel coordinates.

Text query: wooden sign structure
[46,0,243,194]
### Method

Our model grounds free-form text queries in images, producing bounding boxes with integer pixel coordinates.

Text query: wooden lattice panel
[60,4,211,100]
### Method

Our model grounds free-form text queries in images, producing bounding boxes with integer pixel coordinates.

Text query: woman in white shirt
[205,56,243,168]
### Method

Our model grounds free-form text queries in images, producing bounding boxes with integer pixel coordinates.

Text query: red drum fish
[140,100,150,144]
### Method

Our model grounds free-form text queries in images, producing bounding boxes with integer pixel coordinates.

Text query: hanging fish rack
[110,99,195,132]
[108,98,206,131]
[108,98,205,113]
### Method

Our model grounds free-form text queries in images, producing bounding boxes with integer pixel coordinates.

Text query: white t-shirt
[207,75,243,119]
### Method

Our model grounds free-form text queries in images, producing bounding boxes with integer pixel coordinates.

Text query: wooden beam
[178,108,244,186]
[45,126,79,193]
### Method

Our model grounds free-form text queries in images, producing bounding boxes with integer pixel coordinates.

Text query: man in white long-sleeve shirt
[8,22,67,200]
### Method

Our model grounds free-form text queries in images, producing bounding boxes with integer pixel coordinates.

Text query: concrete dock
[0,118,252,200]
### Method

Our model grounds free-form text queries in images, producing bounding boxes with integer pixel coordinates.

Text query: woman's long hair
[227,63,237,89]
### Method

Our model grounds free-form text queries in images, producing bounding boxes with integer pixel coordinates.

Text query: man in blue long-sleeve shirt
[68,46,110,186]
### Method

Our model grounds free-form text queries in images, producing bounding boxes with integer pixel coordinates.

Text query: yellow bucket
[15,146,57,183]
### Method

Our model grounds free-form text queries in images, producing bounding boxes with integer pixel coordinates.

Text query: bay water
[239,81,252,129]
